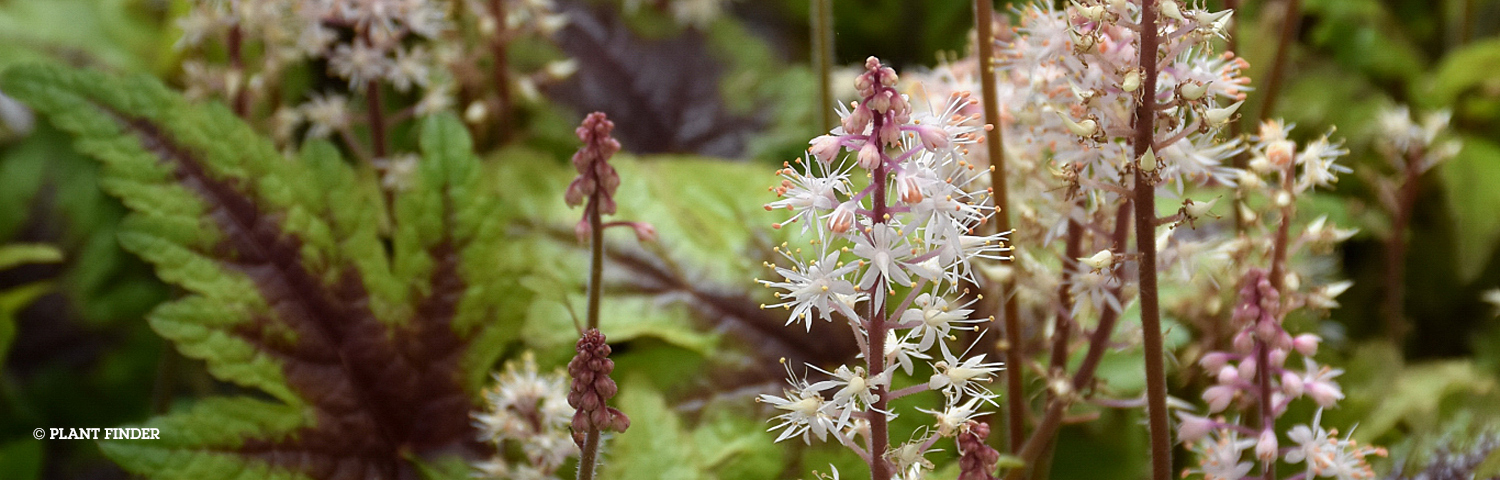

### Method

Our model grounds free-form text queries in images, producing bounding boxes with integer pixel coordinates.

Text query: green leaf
[0,438,43,480]
[2,64,528,478]
[1422,38,1500,108]
[0,281,52,368]
[0,243,62,269]
[601,379,783,480]
[1438,136,1500,282]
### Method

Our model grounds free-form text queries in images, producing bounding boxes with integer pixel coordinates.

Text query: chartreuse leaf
[1,63,526,479]
[0,243,62,270]
[602,379,783,480]
[1439,136,1500,282]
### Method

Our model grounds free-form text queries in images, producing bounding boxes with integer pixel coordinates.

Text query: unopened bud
[1256,429,1279,462]
[1180,81,1208,101]
[1177,413,1214,443]
[1186,197,1218,219]
[1207,100,1244,126]
[1293,334,1320,356]
[1122,69,1142,92]
[810,135,841,163]
[828,202,857,233]
[1140,147,1158,172]
[1160,0,1186,21]
[858,142,882,170]
[1080,249,1114,270]
[1057,112,1098,137]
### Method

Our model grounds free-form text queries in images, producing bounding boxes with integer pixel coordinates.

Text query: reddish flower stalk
[1130,1,1172,479]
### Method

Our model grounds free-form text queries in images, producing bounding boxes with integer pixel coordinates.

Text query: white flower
[329,41,391,89]
[853,225,915,295]
[760,251,860,329]
[1285,410,1385,480]
[1187,429,1255,480]
[928,342,1002,401]
[300,93,350,139]
[767,157,851,234]
[899,293,980,352]
[759,369,844,444]
[917,396,985,437]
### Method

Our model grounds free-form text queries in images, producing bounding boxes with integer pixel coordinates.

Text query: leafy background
[0,0,1499,479]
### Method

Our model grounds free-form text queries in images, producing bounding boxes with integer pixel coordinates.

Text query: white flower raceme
[758,58,1006,478]
[472,353,577,479]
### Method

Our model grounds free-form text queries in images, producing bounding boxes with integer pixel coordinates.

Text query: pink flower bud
[1293,334,1321,357]
[1176,413,1214,443]
[858,142,883,170]
[574,218,591,243]
[1256,429,1279,462]
[1232,330,1254,354]
[631,222,657,242]
[869,90,892,114]
[843,104,872,134]
[827,202,857,233]
[1267,139,1295,166]
[1203,385,1235,413]
[1237,358,1257,382]
[1306,381,1344,407]
[1268,348,1288,369]
[809,135,841,163]
[880,120,901,146]
[917,124,950,151]
[1256,317,1281,343]
[1216,365,1239,385]
[1200,352,1232,371]
[896,172,924,204]
[1281,371,1304,398]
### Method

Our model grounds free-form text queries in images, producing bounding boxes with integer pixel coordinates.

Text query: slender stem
[488,0,513,144]
[1030,208,1083,480]
[576,200,606,480]
[587,204,604,331]
[975,0,1027,454]
[1255,332,1275,478]
[868,111,893,480]
[228,23,248,118]
[1383,152,1421,345]
[366,82,388,159]
[1226,0,1245,234]
[1268,165,1294,294]
[1132,2,1172,480]
[1006,201,1132,480]
[1256,0,1303,122]
[576,429,601,480]
[813,0,835,132]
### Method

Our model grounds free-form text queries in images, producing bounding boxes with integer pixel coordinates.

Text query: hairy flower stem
[975,0,1026,454]
[812,0,835,132]
[1269,165,1294,294]
[1030,210,1083,480]
[1008,202,1132,480]
[1256,0,1303,122]
[1384,153,1421,345]
[488,0,513,144]
[576,195,605,480]
[1255,322,1276,478]
[1131,2,1171,480]
[868,114,894,480]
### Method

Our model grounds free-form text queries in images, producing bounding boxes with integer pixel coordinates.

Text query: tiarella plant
[757,57,1010,480]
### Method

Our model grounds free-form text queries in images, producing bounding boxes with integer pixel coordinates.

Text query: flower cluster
[472,352,578,480]
[567,329,630,446]
[175,0,573,148]
[756,57,1008,479]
